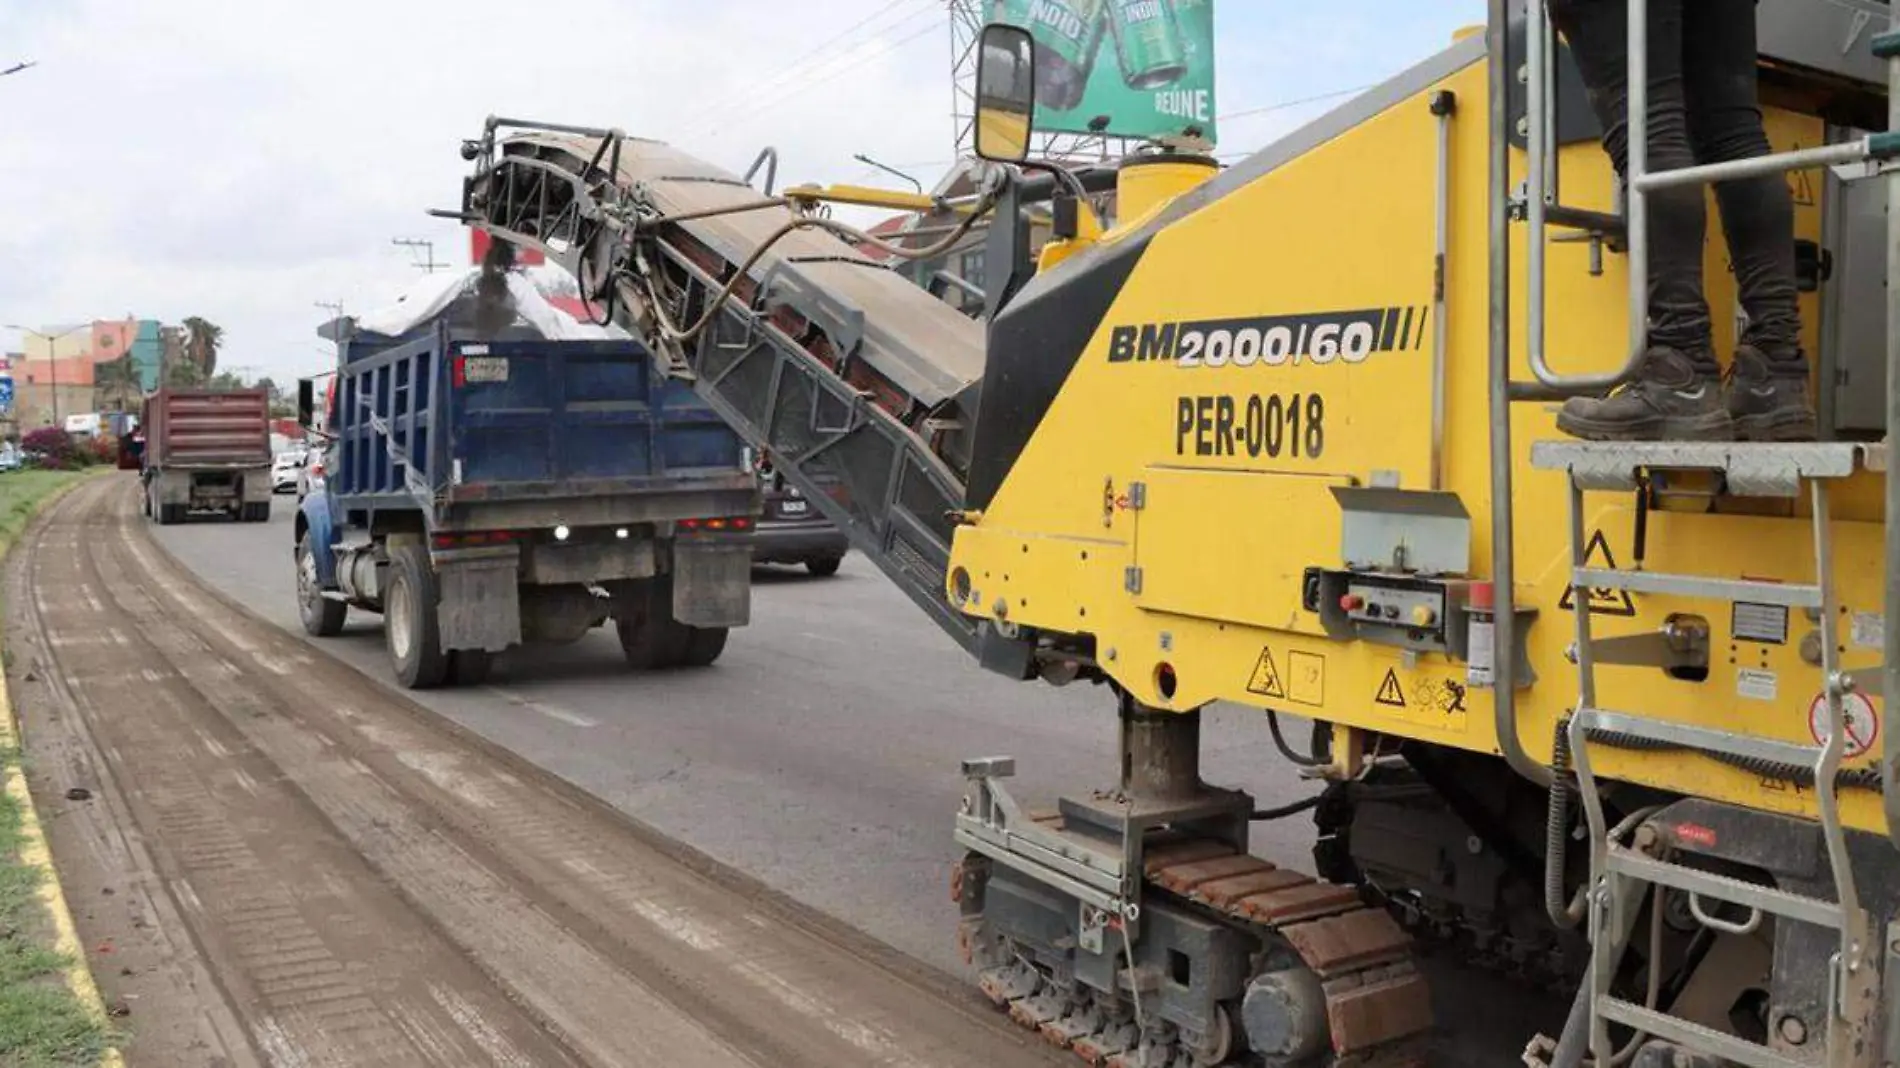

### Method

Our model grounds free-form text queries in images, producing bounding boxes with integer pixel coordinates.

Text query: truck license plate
[779,500,808,515]
[462,356,509,383]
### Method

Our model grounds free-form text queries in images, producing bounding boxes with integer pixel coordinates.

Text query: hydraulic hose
[1268,710,1328,767]
[1252,796,1323,821]
[1546,725,1581,929]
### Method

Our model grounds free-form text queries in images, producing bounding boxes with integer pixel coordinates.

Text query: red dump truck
[140,388,273,524]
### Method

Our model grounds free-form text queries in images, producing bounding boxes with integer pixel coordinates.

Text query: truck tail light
[680,517,753,532]
[431,529,524,550]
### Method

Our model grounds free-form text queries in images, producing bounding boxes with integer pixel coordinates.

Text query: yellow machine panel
[949,48,1890,832]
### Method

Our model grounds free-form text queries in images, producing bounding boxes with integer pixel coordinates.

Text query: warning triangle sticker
[1559,529,1638,617]
[1375,668,1407,708]
[1790,166,1817,207]
[1248,648,1287,699]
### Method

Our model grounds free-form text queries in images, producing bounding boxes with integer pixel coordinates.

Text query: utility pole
[391,238,448,273]
[6,323,88,428]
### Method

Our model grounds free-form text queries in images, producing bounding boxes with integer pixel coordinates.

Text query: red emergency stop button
[1339,594,1365,612]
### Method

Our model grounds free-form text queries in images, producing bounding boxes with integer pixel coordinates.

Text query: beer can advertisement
[987,0,1216,143]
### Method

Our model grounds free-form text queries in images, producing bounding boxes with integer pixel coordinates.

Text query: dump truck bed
[328,323,752,529]
[142,388,271,470]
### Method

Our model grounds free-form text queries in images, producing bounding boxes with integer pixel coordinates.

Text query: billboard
[988,0,1216,144]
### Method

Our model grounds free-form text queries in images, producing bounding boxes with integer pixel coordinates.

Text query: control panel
[1339,582,1444,632]
[1303,568,1464,655]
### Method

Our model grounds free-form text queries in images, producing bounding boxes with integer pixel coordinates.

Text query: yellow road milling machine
[447,2,1900,1064]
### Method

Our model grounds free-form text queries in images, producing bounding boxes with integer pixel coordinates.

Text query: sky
[0,0,1485,384]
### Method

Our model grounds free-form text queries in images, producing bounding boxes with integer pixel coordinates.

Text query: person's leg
[1548,0,1732,440]
[1682,0,1816,441]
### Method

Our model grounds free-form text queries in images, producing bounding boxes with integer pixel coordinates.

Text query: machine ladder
[1532,441,1884,1068]
[1489,2,1900,1065]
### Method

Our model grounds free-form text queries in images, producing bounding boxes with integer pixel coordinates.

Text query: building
[129,320,165,391]
[14,358,95,431]
[9,317,158,430]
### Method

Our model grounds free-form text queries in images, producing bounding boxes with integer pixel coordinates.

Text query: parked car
[0,442,20,472]
[272,448,307,494]
[749,450,848,577]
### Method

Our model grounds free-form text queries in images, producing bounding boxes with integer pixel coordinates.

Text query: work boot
[1726,345,1817,442]
[1555,347,1734,442]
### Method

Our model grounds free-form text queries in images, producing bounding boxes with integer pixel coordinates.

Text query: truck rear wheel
[158,503,184,526]
[678,626,728,668]
[448,649,494,687]
[243,502,270,523]
[385,542,448,689]
[297,534,347,638]
[616,613,688,670]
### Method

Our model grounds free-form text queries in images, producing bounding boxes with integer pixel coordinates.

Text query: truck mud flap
[672,541,750,628]
[436,548,522,652]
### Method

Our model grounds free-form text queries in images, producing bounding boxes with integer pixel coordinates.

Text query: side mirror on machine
[974,23,1036,164]
[297,378,315,430]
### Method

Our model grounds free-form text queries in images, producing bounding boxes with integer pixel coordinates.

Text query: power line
[709,15,943,139]
[694,0,934,129]
[702,3,938,132]
[1218,84,1374,123]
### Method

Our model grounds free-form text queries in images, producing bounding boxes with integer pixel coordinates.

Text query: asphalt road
[145,477,1322,977]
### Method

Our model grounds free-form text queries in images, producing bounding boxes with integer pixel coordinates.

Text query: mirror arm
[982,168,1035,322]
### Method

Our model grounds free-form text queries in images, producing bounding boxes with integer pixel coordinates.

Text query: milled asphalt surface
[146,476,1321,976]
[21,475,1071,1068]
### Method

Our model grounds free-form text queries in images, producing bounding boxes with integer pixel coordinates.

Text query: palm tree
[181,316,224,377]
[164,357,207,388]
[93,355,143,412]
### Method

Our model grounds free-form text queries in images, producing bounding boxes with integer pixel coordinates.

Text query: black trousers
[1549,0,1805,376]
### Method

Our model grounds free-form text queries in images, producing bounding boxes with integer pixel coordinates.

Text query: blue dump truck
[294,294,757,689]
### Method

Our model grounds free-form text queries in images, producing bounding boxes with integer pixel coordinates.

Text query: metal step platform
[1530,440,1886,497]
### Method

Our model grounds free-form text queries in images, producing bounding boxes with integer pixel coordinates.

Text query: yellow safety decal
[1248,646,1325,707]
[1247,648,1286,700]
[1559,529,1637,617]
[1287,651,1326,707]
[1374,668,1406,709]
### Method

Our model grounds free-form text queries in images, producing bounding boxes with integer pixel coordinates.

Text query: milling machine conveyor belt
[456,118,992,653]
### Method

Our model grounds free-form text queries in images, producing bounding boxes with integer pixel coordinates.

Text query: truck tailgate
[447,340,741,499]
[146,389,271,468]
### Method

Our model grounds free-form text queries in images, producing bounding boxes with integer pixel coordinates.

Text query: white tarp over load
[351,266,629,342]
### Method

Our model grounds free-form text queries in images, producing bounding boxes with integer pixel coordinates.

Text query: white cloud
[1,0,1480,380]
[1,0,954,379]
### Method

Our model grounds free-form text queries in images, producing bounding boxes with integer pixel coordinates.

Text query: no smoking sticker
[1808,690,1880,759]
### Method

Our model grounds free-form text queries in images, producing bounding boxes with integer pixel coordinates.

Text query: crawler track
[10,476,1063,1068]
[973,840,1432,1068]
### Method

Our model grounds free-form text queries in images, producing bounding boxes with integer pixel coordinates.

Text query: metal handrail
[1524,1,1647,393]
[1488,0,1554,789]
[1883,4,1900,856]
[743,147,780,196]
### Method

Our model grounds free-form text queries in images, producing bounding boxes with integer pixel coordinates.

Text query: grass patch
[0,471,96,551]
[0,469,116,1066]
[0,749,112,1067]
